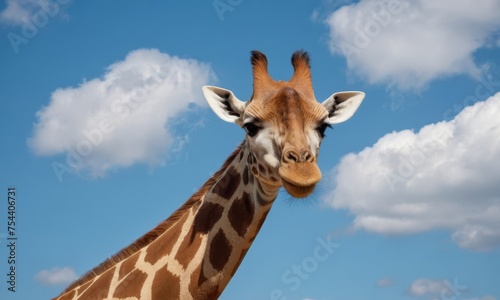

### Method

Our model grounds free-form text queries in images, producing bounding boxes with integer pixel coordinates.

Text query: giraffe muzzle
[278,162,322,198]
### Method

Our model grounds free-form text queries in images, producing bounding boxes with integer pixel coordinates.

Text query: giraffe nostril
[284,150,299,163]
[301,150,313,162]
[284,149,314,163]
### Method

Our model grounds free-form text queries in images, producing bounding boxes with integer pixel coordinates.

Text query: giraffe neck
[186,141,280,298]
[54,141,281,300]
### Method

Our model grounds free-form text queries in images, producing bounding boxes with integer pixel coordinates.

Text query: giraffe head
[203,51,365,198]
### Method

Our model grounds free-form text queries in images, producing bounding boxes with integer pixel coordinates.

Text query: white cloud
[322,93,500,251]
[28,49,215,178]
[376,277,395,287]
[407,278,495,300]
[324,0,500,89]
[1,0,37,24]
[0,0,68,25]
[408,278,449,297]
[35,267,79,286]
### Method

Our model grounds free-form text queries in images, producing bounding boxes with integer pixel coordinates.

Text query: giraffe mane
[60,142,245,295]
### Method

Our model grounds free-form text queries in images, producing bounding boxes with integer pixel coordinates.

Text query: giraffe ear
[321,91,365,124]
[202,86,245,125]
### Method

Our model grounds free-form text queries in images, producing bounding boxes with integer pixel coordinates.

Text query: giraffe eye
[316,123,331,138]
[243,123,260,137]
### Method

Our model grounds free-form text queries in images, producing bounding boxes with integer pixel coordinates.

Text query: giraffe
[53,50,365,300]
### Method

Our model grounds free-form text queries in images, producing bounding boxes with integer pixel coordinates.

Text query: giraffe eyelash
[316,123,332,138]
[243,122,261,137]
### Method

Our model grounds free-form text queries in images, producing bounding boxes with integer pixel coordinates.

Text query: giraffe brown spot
[212,167,241,200]
[144,211,189,264]
[209,229,232,271]
[193,202,224,234]
[118,251,140,280]
[189,265,209,296]
[258,164,267,175]
[242,166,249,185]
[78,266,115,299]
[251,166,258,176]
[247,153,253,164]
[57,290,75,300]
[175,224,203,269]
[239,149,245,161]
[151,266,180,299]
[113,268,148,299]
[230,247,250,277]
[203,288,221,300]
[189,266,220,300]
[228,192,254,237]
[76,280,93,294]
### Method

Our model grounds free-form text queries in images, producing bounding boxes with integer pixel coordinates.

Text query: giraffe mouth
[280,177,317,198]
[278,162,321,198]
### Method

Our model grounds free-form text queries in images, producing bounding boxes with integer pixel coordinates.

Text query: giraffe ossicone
[54,50,365,300]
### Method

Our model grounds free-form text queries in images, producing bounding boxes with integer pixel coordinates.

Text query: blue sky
[1,0,499,299]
